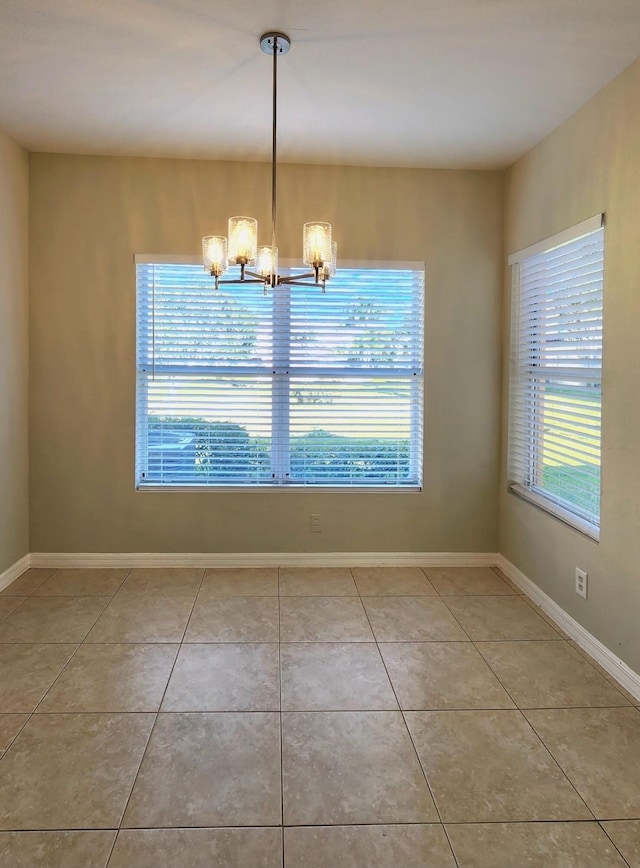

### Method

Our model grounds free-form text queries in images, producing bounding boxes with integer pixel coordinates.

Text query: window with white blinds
[135,258,424,489]
[508,216,604,538]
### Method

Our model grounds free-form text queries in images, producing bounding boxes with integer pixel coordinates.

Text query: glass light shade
[303,221,332,266]
[322,241,337,279]
[256,245,278,279]
[202,235,228,277]
[228,216,258,264]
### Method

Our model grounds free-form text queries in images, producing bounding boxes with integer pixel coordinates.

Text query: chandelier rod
[271,34,278,267]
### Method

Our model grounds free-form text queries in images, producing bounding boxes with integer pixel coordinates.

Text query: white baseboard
[30,551,498,569]
[0,554,31,593]
[497,554,640,703]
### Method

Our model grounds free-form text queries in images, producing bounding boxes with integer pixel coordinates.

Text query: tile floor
[0,565,639,866]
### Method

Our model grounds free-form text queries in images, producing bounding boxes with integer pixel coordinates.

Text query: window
[135,258,424,489]
[508,215,604,539]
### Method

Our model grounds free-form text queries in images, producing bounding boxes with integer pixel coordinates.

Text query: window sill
[509,483,600,542]
[136,484,422,494]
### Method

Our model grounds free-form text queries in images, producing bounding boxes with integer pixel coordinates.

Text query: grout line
[0,602,118,760]
[490,565,525,594]
[1,819,640,833]
[0,573,138,763]
[3,704,635,716]
[517,710,596,821]
[0,596,29,623]
[597,821,634,868]
[473,638,634,709]
[104,828,119,868]
[0,637,570,644]
[469,639,527,710]
[351,568,462,868]
[112,568,206,835]
[565,640,637,706]
[278,566,285,868]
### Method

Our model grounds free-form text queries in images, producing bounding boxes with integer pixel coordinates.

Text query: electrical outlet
[310,513,322,533]
[575,568,588,599]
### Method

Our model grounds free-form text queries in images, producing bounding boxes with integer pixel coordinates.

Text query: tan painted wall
[500,57,640,671]
[0,132,29,572]
[29,155,502,554]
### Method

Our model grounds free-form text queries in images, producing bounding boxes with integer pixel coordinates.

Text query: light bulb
[202,235,228,277]
[303,222,332,266]
[256,245,278,280]
[228,216,258,265]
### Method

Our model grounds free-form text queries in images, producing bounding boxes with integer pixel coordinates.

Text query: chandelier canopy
[202,32,336,292]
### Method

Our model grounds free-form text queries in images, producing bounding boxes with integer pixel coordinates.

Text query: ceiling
[1,0,640,169]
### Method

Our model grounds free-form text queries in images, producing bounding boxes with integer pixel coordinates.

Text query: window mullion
[271,283,291,483]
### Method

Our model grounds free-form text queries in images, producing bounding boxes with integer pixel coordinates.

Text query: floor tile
[363,597,468,641]
[443,596,560,641]
[0,643,76,711]
[380,642,514,709]
[0,712,155,829]
[117,567,203,597]
[109,828,283,868]
[200,568,278,597]
[34,568,129,596]
[123,712,281,828]
[525,707,640,818]
[185,597,279,642]
[424,566,515,596]
[352,567,437,596]
[0,569,53,596]
[0,831,116,868]
[281,643,397,711]
[405,710,591,822]
[601,820,640,868]
[284,824,456,868]
[280,597,373,642]
[161,644,280,711]
[478,641,630,708]
[446,822,628,868]
[282,711,438,825]
[568,640,640,705]
[38,644,179,712]
[86,593,194,642]
[522,598,574,639]
[279,567,357,596]
[0,597,26,622]
[0,597,110,643]
[0,715,28,754]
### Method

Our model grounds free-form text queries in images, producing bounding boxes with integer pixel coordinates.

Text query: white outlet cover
[575,568,588,599]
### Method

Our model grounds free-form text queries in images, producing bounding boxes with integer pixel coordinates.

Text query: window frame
[507,215,604,541]
[134,256,425,493]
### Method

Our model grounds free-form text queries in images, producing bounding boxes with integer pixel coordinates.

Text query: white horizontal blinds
[509,223,604,527]
[136,261,424,487]
[136,264,273,485]
[286,268,424,485]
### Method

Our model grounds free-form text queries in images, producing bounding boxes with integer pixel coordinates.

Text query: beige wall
[29,155,503,554]
[0,132,29,572]
[500,57,640,671]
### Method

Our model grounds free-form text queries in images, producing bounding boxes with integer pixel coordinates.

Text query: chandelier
[202,31,336,293]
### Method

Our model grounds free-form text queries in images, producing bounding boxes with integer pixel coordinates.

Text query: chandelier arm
[216,277,268,286]
[278,272,320,284]
[280,277,327,292]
